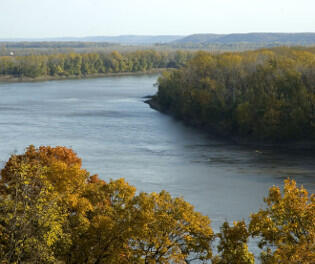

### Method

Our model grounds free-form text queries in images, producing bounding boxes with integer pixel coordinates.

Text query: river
[0,74,314,236]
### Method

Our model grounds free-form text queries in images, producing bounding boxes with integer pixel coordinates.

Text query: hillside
[0,35,184,45]
[173,32,315,46]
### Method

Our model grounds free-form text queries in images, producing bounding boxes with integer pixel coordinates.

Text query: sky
[1,0,314,38]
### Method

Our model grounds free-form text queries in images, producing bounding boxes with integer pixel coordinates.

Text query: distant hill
[0,35,184,45]
[173,33,315,46]
[2,33,315,51]
[173,34,223,44]
[81,35,184,45]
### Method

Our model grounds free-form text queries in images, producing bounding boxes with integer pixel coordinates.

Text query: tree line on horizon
[0,145,314,263]
[0,50,193,78]
[156,46,315,142]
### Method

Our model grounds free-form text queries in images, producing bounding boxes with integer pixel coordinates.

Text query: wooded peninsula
[151,46,315,145]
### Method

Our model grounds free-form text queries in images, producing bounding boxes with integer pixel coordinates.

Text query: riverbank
[0,68,166,83]
[145,96,315,151]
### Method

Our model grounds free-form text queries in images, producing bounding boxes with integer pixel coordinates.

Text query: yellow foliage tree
[0,162,67,263]
[0,145,92,262]
[249,179,315,264]
[0,146,214,264]
[68,178,137,264]
[129,191,214,263]
[212,221,254,264]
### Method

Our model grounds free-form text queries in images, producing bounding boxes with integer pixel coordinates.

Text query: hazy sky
[1,0,314,38]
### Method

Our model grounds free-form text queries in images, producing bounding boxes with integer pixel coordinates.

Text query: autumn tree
[0,146,92,263]
[129,191,214,264]
[67,178,137,264]
[0,146,214,264]
[212,221,254,264]
[0,159,68,263]
[249,179,315,264]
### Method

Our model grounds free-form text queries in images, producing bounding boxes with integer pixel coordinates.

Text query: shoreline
[0,68,166,84]
[145,97,315,151]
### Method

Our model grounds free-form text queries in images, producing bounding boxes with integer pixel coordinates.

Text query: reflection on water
[0,75,314,239]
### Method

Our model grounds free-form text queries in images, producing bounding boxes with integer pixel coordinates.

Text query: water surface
[0,75,314,234]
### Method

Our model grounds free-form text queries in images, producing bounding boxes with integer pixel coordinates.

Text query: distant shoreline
[0,68,165,84]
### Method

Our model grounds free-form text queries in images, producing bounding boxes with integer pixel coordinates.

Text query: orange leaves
[1,145,89,195]
[88,174,105,184]
[33,145,82,167]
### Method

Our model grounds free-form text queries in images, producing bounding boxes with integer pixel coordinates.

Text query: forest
[0,145,314,264]
[0,50,193,79]
[154,46,315,143]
